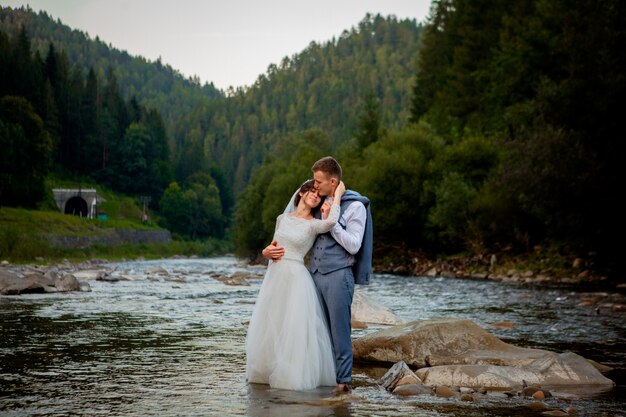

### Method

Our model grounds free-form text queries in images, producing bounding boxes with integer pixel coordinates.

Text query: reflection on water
[1,257,624,416]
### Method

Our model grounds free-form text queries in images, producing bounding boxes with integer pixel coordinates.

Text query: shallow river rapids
[1,257,624,416]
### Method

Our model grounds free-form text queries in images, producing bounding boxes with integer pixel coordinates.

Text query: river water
[1,257,624,416]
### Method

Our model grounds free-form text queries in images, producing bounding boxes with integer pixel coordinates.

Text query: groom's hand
[262,240,285,261]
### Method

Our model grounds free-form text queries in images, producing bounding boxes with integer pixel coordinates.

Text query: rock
[532,390,545,400]
[542,410,569,416]
[435,386,455,398]
[576,270,590,280]
[351,319,368,329]
[379,361,422,391]
[1,260,9,265]
[1,272,55,295]
[79,282,92,292]
[145,267,169,275]
[230,271,263,280]
[460,393,473,401]
[353,318,548,368]
[486,391,509,399]
[527,401,549,411]
[392,384,433,396]
[351,289,403,325]
[441,270,456,278]
[522,386,541,396]
[43,269,61,283]
[224,276,250,286]
[55,274,81,291]
[72,270,107,281]
[416,351,615,390]
[425,267,438,277]
[612,304,626,312]
[490,321,515,329]
[587,359,613,374]
[353,318,615,390]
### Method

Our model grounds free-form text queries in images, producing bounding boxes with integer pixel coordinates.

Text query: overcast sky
[2,0,431,90]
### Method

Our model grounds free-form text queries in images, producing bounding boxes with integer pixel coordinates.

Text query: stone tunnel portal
[64,196,89,217]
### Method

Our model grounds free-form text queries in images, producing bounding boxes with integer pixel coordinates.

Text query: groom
[263,156,372,393]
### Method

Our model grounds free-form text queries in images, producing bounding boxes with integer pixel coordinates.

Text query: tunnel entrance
[64,196,88,217]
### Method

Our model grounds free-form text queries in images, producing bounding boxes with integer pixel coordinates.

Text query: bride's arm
[312,182,345,234]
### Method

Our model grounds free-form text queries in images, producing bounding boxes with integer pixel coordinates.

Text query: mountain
[2,7,423,195]
[0,5,223,140]
[175,13,423,192]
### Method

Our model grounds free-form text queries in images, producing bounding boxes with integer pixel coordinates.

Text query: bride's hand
[334,181,346,200]
[320,201,331,219]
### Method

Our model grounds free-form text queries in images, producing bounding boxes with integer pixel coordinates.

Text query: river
[1,257,624,416]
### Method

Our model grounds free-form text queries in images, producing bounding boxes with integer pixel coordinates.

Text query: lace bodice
[272,205,340,262]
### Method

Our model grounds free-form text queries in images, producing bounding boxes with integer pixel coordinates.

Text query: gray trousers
[311,267,355,384]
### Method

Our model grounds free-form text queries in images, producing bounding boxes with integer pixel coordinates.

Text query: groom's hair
[311,156,342,180]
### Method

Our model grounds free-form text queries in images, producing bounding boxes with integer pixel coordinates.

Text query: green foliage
[409,0,625,271]
[159,174,226,240]
[351,126,444,245]
[0,5,222,141]
[0,96,52,207]
[174,13,423,194]
[354,92,383,151]
[0,24,173,210]
[427,172,478,249]
[0,206,230,262]
[233,129,331,256]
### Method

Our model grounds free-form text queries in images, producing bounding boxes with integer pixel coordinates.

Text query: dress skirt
[245,258,336,390]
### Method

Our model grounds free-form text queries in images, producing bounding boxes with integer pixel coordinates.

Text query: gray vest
[309,198,358,275]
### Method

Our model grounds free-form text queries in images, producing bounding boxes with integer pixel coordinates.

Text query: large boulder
[0,271,55,295]
[1,269,89,295]
[353,318,547,367]
[54,274,82,292]
[416,351,615,389]
[355,318,615,390]
[351,289,403,325]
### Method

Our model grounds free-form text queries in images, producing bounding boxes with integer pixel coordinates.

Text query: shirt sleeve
[272,214,284,240]
[330,201,366,255]
[311,204,340,234]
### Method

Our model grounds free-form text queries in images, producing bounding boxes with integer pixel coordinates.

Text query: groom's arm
[262,240,285,261]
[330,201,366,255]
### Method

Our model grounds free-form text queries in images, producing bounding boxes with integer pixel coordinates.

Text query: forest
[0,1,624,275]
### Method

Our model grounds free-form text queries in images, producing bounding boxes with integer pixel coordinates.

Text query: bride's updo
[294,180,323,210]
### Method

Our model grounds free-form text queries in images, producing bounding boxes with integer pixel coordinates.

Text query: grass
[0,206,233,263]
[0,175,232,263]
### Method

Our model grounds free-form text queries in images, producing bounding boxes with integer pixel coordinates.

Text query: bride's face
[302,190,321,208]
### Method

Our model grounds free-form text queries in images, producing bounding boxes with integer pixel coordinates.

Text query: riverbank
[372,242,624,289]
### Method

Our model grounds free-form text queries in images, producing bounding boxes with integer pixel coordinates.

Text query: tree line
[1,3,624,274]
[0,25,229,239]
[233,0,625,275]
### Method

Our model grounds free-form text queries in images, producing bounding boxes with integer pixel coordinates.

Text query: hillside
[0,5,223,140]
[1,6,423,195]
[181,14,423,192]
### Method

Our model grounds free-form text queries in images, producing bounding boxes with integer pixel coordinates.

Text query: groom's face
[313,171,335,197]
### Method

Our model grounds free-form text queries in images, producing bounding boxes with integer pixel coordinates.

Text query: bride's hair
[294,180,323,210]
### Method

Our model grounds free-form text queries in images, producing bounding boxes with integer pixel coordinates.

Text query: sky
[2,0,432,91]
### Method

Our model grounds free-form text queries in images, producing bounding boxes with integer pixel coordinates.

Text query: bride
[245,179,346,390]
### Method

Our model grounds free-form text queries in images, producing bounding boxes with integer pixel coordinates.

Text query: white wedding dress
[245,205,340,390]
